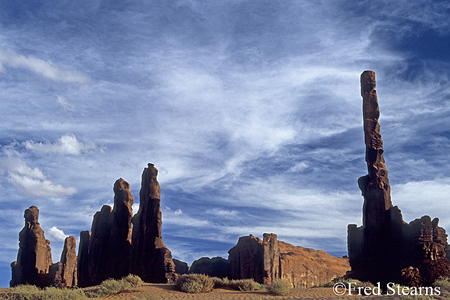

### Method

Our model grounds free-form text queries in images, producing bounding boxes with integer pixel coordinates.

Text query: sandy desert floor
[2,284,449,299]
[82,284,450,300]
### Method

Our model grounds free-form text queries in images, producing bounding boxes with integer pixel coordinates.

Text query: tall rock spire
[348,71,450,286]
[359,70,393,229]
[131,163,176,283]
[10,206,53,287]
[105,178,134,279]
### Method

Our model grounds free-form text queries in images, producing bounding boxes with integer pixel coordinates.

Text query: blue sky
[1,0,450,287]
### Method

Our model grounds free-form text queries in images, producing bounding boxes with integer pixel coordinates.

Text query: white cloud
[391,179,450,229]
[0,153,77,198]
[24,134,92,156]
[0,48,89,83]
[46,226,68,242]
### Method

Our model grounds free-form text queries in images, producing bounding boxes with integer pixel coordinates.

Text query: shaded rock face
[173,259,189,275]
[88,205,112,285]
[348,71,450,286]
[228,234,264,283]
[131,163,176,283]
[77,231,90,287]
[51,236,77,287]
[190,257,230,278]
[228,233,349,287]
[87,178,134,286]
[11,206,53,287]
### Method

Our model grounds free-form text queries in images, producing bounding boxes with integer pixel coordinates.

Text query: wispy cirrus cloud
[24,134,93,156]
[0,48,89,83]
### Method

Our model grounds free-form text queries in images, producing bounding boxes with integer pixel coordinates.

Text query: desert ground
[2,284,450,299]
[88,284,450,299]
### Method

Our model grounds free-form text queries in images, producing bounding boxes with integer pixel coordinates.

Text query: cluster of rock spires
[10,71,450,289]
[347,71,450,286]
[11,163,176,288]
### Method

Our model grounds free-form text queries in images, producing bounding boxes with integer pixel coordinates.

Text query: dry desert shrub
[229,279,260,291]
[97,274,144,296]
[122,274,144,288]
[432,277,450,288]
[397,295,434,300]
[176,274,214,293]
[4,285,85,300]
[267,279,291,296]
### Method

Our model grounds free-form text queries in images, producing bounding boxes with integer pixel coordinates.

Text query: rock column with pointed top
[51,236,77,287]
[348,71,450,286]
[10,206,53,287]
[131,163,176,283]
[104,178,134,279]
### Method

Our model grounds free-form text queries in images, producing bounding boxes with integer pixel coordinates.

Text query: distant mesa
[347,71,450,286]
[190,257,230,279]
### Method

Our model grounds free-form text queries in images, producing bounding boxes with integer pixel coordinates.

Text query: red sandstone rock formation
[348,70,450,286]
[77,231,90,287]
[104,178,134,279]
[228,233,349,287]
[10,206,53,287]
[51,236,77,287]
[87,178,134,285]
[88,205,112,285]
[131,163,176,283]
[190,257,230,278]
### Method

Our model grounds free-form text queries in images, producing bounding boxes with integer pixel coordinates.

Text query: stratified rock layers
[10,206,53,287]
[229,233,349,288]
[131,163,176,283]
[348,71,450,286]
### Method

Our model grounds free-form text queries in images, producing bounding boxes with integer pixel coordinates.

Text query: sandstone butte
[348,70,450,286]
[228,233,349,288]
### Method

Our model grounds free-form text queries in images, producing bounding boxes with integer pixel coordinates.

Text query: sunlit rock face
[131,163,176,283]
[348,71,450,286]
[228,233,350,288]
[10,206,53,287]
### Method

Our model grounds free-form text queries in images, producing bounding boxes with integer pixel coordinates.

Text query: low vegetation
[4,285,85,300]
[267,279,291,296]
[432,276,450,288]
[97,274,144,296]
[318,277,374,290]
[397,295,435,300]
[229,279,261,291]
[176,274,261,293]
[176,274,215,293]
